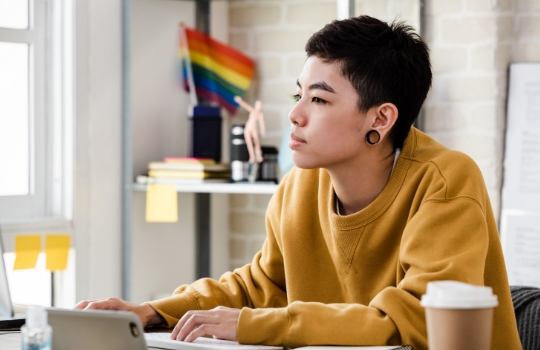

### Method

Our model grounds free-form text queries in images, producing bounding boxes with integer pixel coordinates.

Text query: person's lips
[289,134,306,148]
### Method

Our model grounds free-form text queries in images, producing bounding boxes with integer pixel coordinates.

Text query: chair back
[510,285,540,350]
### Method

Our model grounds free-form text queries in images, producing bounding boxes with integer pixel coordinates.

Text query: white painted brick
[355,0,391,20]
[424,0,462,16]
[495,72,508,100]
[248,237,266,258]
[476,160,503,192]
[422,18,438,43]
[469,44,513,72]
[497,16,514,42]
[286,2,337,26]
[230,238,247,260]
[517,0,540,12]
[230,4,282,27]
[445,76,499,102]
[441,18,497,44]
[390,0,418,18]
[259,135,282,151]
[257,56,282,79]
[254,194,273,209]
[514,43,540,62]
[255,29,314,53]
[261,108,284,133]
[517,16,540,40]
[288,55,307,77]
[229,32,249,51]
[231,212,267,233]
[430,47,468,73]
[468,102,507,131]
[230,194,248,208]
[435,132,500,162]
[466,0,497,12]
[423,105,469,132]
[259,81,297,104]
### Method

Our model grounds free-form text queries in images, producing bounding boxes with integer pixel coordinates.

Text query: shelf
[132,182,278,194]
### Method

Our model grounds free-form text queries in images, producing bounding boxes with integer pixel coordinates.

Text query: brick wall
[423,0,513,220]
[513,1,540,62]
[227,0,540,270]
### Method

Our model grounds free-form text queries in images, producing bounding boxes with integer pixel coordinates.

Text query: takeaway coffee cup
[420,281,498,350]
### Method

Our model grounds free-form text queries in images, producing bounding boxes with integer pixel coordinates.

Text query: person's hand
[170,306,241,342]
[73,297,164,327]
[234,96,265,163]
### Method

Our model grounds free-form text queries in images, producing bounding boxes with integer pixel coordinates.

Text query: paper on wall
[502,63,540,211]
[501,214,540,288]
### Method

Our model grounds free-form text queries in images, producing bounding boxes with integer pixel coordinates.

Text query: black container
[190,106,222,162]
[230,124,250,181]
[260,146,279,183]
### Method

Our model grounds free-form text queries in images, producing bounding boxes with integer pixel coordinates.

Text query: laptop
[0,225,26,329]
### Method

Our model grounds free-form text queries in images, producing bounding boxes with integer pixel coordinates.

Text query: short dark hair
[305,16,432,149]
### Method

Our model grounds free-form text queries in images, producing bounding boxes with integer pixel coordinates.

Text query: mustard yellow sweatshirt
[147,128,521,350]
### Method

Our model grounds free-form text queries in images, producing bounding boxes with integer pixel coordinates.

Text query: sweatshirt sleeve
[146,190,289,328]
[237,197,490,349]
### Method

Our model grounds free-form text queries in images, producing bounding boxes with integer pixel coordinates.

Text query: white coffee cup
[421,281,498,350]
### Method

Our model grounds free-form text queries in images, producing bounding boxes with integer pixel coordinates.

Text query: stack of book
[137,157,231,184]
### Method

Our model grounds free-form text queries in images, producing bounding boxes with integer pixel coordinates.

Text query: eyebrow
[296,79,336,93]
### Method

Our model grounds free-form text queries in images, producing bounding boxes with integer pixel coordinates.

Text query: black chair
[510,285,540,350]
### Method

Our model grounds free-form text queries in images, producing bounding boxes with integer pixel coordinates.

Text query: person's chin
[292,154,321,170]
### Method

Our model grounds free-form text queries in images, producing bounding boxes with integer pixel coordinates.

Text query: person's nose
[288,99,307,127]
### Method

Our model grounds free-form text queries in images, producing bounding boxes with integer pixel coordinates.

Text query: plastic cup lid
[420,281,498,309]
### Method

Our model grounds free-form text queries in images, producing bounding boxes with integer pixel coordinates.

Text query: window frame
[0,0,74,247]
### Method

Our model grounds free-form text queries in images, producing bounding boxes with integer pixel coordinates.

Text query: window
[0,0,74,308]
[0,0,73,223]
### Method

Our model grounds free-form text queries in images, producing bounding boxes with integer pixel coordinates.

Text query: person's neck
[329,144,396,216]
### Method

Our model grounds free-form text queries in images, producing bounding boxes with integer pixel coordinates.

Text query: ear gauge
[366,130,381,145]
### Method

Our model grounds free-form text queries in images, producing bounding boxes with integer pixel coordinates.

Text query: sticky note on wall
[45,235,70,271]
[14,235,41,270]
[146,184,178,222]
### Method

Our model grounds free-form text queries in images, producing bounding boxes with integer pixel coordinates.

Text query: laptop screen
[0,225,14,317]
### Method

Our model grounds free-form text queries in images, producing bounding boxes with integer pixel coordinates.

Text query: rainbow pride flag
[179,25,255,114]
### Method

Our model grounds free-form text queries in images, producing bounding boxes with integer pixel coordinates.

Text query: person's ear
[368,103,398,144]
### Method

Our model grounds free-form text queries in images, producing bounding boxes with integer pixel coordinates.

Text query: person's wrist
[141,304,164,327]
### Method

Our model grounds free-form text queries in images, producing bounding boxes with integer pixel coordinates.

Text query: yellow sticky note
[14,235,41,270]
[45,235,71,271]
[146,184,178,222]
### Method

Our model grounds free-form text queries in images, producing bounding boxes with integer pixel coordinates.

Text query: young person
[75,16,521,350]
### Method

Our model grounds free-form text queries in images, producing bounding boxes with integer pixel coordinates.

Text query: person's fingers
[82,297,128,311]
[73,300,95,309]
[234,96,255,113]
[171,310,203,340]
[175,314,221,341]
[184,323,236,343]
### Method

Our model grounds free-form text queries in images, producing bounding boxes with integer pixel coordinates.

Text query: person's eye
[312,97,326,104]
[293,94,301,102]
